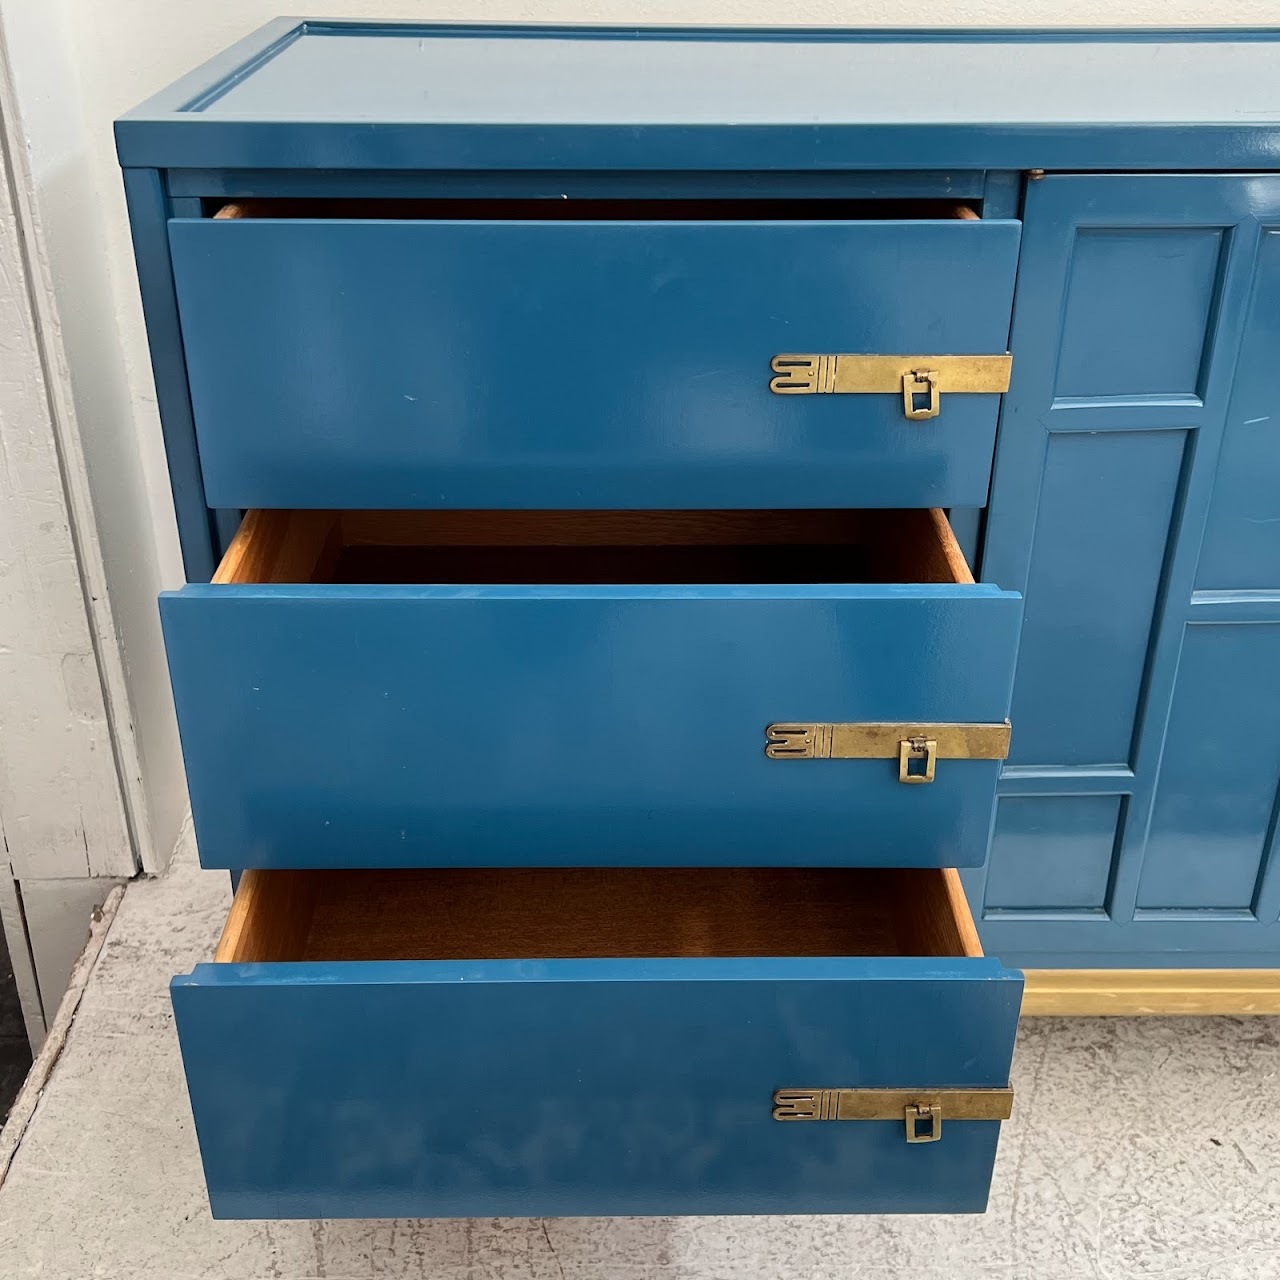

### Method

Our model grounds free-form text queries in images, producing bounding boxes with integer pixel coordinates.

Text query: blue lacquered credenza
[118,22,1280,1219]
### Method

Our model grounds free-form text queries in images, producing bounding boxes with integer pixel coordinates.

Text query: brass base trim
[1022,968,1280,1016]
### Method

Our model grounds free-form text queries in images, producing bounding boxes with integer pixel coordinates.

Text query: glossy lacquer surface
[168,218,1019,510]
[117,21,1280,172]
[160,583,1020,870]
[1197,227,1280,594]
[172,955,1022,1218]
[971,174,1280,967]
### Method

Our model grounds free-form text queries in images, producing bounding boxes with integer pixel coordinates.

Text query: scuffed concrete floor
[0,847,1278,1279]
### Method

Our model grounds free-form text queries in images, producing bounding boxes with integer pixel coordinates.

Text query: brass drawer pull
[905,1102,943,1143]
[773,1088,1014,1144]
[902,369,941,419]
[769,353,1013,420]
[765,721,1011,783]
[899,735,938,784]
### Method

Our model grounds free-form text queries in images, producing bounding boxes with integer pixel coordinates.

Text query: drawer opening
[213,508,975,587]
[216,867,983,964]
[207,198,982,222]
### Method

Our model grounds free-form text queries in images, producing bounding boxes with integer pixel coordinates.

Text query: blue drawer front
[172,955,1022,1218]
[168,217,1020,510]
[161,583,1021,869]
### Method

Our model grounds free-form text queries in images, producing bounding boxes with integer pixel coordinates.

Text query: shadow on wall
[0,927,31,1124]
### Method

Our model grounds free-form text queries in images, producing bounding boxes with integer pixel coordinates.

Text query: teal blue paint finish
[981,171,1022,221]
[1006,430,1185,767]
[179,28,1280,128]
[979,173,1280,966]
[106,21,1280,1211]
[171,954,1022,1218]
[984,795,1123,912]
[165,168,986,202]
[168,217,1020,511]
[116,24,1280,171]
[1197,228,1280,591]
[121,169,218,581]
[161,583,1020,870]
[1137,623,1280,912]
[1054,228,1223,399]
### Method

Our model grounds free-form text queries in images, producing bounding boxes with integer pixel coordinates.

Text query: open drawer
[168,198,1018,510]
[161,508,1019,869]
[172,864,1022,1218]
[161,507,1020,870]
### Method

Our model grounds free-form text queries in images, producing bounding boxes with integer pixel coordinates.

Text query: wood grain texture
[893,866,984,960]
[942,868,984,958]
[926,509,972,586]
[1022,969,1280,1015]
[214,869,317,964]
[875,508,970,585]
[223,508,966,587]
[216,867,974,964]
[212,510,336,584]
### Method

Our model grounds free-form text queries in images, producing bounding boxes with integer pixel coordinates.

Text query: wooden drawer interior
[212,508,976,587]
[217,866,983,964]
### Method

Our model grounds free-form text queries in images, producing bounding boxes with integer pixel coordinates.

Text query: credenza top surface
[116,21,1280,172]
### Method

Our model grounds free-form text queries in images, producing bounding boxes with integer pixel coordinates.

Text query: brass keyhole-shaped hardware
[905,1102,943,1143]
[764,722,1010,782]
[898,736,938,784]
[771,1088,1013,1144]
[768,353,1012,420]
[763,723,833,758]
[902,370,940,420]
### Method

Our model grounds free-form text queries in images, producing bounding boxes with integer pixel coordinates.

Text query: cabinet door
[973,174,1280,967]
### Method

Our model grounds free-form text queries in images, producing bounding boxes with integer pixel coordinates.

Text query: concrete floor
[0,851,1278,1279]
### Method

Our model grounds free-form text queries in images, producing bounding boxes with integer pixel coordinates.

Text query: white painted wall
[0,41,133,885]
[0,0,1275,874]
